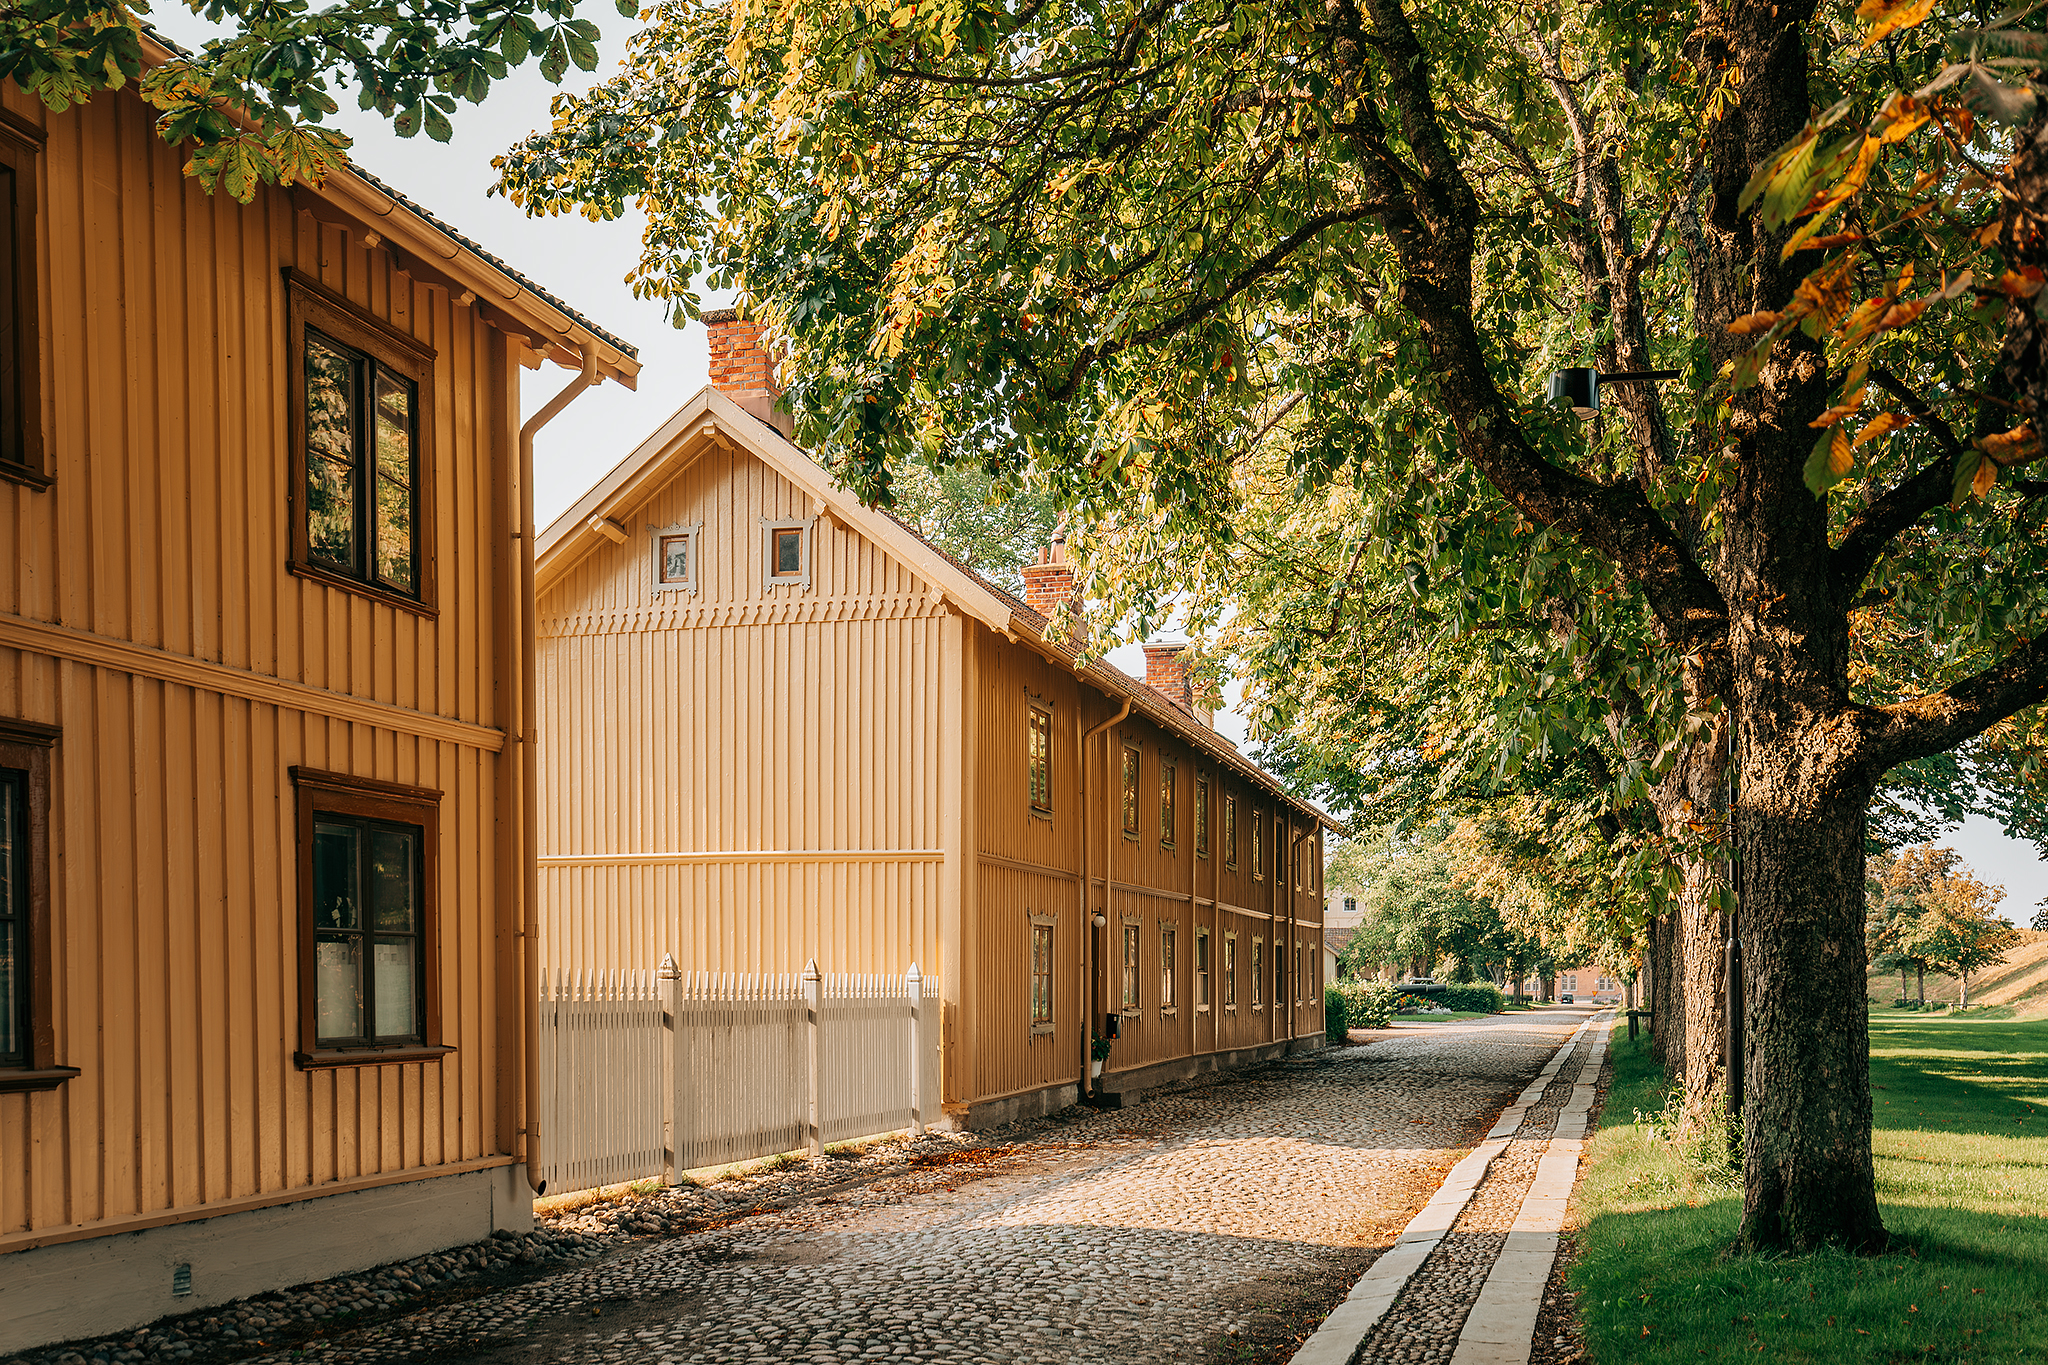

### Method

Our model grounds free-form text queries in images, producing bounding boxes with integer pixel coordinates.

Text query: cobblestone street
[219,1008,1593,1365]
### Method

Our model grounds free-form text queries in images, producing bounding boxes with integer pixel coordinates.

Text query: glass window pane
[373,370,415,590]
[305,335,358,568]
[0,919,18,1066]
[660,535,690,583]
[315,933,362,1042]
[774,528,802,575]
[312,822,359,930]
[373,371,413,486]
[372,938,418,1039]
[306,455,355,568]
[369,826,415,932]
[375,471,414,591]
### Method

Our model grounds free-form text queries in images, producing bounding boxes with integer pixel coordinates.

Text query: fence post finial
[802,957,822,983]
[658,952,680,980]
[906,961,921,986]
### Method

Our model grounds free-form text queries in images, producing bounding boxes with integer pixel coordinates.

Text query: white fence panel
[670,971,807,1172]
[820,973,910,1144]
[536,962,943,1195]
[535,969,665,1196]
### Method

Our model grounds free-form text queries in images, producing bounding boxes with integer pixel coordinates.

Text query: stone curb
[1447,1012,1614,1365]
[1285,1013,1605,1365]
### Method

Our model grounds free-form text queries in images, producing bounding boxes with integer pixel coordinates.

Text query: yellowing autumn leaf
[1857,0,1936,47]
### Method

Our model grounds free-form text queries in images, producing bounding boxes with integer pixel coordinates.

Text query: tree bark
[1917,964,1924,1006]
[1651,911,1681,1076]
[1960,970,1968,1010]
[1737,762,1885,1251]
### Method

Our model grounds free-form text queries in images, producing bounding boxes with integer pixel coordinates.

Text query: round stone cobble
[8,1012,1592,1365]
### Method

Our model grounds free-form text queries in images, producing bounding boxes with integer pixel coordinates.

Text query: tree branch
[1863,632,2048,773]
[1830,367,1969,598]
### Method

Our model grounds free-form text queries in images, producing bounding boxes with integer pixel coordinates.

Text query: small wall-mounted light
[1545,367,1682,419]
[1091,912,1108,928]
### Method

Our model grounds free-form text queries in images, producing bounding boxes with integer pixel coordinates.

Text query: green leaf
[539,32,569,84]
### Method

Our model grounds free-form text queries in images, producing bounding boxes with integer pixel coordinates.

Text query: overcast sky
[147,11,2046,913]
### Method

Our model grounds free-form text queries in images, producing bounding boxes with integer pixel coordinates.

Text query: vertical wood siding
[535,442,946,982]
[0,86,519,1242]
[969,632,1326,1102]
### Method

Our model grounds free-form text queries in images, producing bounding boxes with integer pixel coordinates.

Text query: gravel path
[10,1009,1594,1365]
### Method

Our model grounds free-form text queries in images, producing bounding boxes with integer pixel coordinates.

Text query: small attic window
[761,516,815,591]
[650,522,700,595]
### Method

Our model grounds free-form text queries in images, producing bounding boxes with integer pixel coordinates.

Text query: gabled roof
[539,388,1338,831]
[133,28,638,387]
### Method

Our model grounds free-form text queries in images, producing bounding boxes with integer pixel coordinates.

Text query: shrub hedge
[1324,979,1401,1033]
[1440,982,1507,1013]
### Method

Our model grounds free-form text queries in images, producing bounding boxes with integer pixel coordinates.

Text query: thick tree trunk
[1651,911,1681,1075]
[1899,967,1908,1002]
[1917,964,1924,1006]
[1959,971,1968,1010]
[1737,771,1886,1252]
[1679,856,1728,1132]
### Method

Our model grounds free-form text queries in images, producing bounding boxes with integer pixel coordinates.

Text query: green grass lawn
[1571,1016,2048,1363]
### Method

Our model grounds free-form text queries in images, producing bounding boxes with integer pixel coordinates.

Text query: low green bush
[1326,979,1401,1032]
[1440,982,1507,1013]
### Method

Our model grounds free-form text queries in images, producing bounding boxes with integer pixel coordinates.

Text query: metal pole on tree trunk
[804,958,823,1160]
[907,962,925,1137]
[658,953,680,1185]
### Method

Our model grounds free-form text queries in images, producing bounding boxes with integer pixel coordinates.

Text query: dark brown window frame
[1159,922,1177,1013]
[1252,811,1265,881]
[291,766,450,1069]
[0,114,46,491]
[1158,760,1176,850]
[1027,704,1053,817]
[1028,914,1055,1033]
[1120,744,1141,838]
[1224,794,1238,870]
[285,270,438,618]
[0,717,74,1092]
[1120,920,1141,1014]
[1194,926,1211,1011]
[1193,775,1209,859]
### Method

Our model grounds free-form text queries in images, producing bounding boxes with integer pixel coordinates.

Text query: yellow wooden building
[534,316,1329,1130]
[0,41,637,1351]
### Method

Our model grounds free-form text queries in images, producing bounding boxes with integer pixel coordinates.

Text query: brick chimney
[1142,635,1213,727]
[1020,525,1078,621]
[703,308,794,437]
[1142,637,1193,710]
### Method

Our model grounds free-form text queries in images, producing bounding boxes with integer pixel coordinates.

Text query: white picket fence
[533,969,666,1197]
[534,959,939,1197]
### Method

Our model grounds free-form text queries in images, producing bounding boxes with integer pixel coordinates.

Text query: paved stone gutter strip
[1286,1016,1601,1365]
[1448,1013,1613,1365]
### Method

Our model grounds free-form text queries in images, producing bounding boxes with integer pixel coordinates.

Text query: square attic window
[761,517,815,590]
[651,522,701,595]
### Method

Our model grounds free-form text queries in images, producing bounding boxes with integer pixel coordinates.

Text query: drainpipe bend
[518,349,600,1195]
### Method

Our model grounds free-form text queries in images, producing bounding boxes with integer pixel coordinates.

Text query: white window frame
[650,520,702,595]
[760,515,816,591]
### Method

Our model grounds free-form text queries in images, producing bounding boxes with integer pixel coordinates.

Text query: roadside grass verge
[1571,1018,2048,1363]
